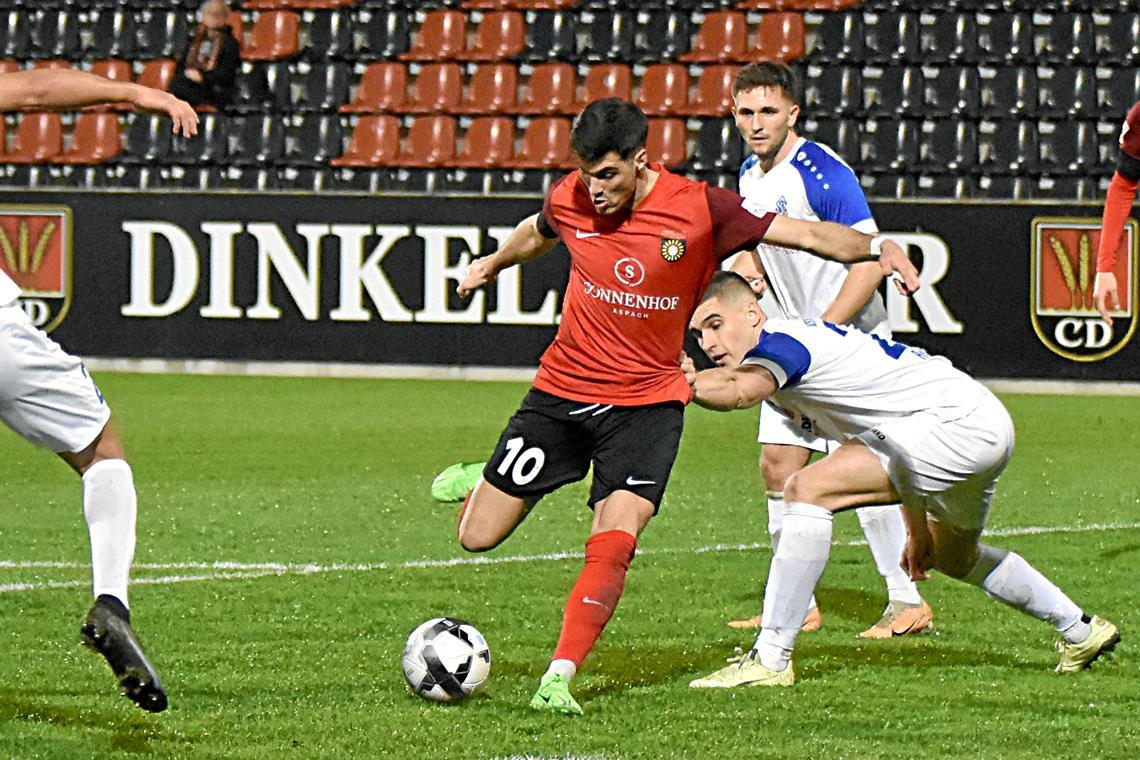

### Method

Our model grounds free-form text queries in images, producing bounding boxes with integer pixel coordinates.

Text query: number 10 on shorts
[496,437,546,486]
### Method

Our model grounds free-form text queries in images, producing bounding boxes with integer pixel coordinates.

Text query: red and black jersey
[1097,100,1140,273]
[533,165,774,406]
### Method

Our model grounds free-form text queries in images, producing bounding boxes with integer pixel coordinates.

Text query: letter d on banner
[121,221,199,317]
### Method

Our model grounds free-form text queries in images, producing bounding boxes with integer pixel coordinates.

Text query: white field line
[2,521,1137,595]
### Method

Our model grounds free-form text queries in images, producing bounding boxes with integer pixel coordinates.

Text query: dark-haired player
[455,98,919,714]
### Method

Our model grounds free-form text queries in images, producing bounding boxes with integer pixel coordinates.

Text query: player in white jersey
[684,272,1119,687]
[724,62,931,637]
[0,69,197,712]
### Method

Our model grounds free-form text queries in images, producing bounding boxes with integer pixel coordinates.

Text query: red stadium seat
[680,11,749,63]
[575,64,632,110]
[405,63,463,114]
[635,64,690,117]
[451,116,516,168]
[241,11,301,61]
[458,11,526,61]
[0,60,19,75]
[340,62,408,114]
[455,64,518,115]
[58,112,121,164]
[32,59,70,70]
[400,10,467,62]
[679,65,738,117]
[748,12,805,62]
[7,113,64,164]
[331,115,400,166]
[461,0,579,7]
[508,117,572,169]
[393,115,457,167]
[646,118,687,169]
[90,59,133,82]
[736,0,857,8]
[137,59,177,91]
[244,0,355,9]
[517,62,577,115]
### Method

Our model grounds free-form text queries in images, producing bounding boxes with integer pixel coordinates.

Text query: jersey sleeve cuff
[742,356,787,388]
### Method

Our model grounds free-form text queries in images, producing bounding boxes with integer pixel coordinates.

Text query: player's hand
[1094,272,1120,326]
[185,68,203,83]
[132,85,198,137]
[901,521,934,582]
[679,351,697,389]
[877,240,920,296]
[458,256,498,298]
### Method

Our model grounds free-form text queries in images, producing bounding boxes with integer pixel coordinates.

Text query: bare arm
[0,69,198,136]
[689,364,778,412]
[728,250,768,297]
[457,213,559,298]
[763,215,920,295]
[820,261,885,324]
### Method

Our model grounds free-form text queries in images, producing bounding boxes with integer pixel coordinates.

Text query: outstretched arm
[0,69,198,136]
[763,215,919,295]
[686,363,778,412]
[457,213,559,298]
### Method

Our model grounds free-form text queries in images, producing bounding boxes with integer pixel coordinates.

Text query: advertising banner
[0,190,1135,380]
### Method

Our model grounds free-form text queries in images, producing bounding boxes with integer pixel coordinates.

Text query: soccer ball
[402,617,491,703]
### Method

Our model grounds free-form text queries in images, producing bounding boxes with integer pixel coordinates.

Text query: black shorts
[481,388,685,511]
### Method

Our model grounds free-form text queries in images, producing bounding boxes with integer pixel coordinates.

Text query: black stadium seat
[577,11,636,63]
[802,64,862,117]
[862,11,921,64]
[290,61,351,112]
[636,10,691,62]
[89,9,139,60]
[918,12,977,64]
[29,10,82,60]
[864,65,924,118]
[923,65,979,118]
[686,118,743,175]
[807,11,863,63]
[358,9,410,59]
[136,9,190,59]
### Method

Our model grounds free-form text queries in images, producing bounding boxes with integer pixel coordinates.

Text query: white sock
[963,545,1085,642]
[82,459,137,608]
[545,658,577,683]
[767,494,817,612]
[857,504,922,605]
[754,502,833,671]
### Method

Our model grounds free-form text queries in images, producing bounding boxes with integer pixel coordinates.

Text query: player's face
[732,86,799,163]
[576,149,646,215]
[690,295,763,368]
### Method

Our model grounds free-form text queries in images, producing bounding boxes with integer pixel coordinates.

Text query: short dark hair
[570,98,648,163]
[731,62,799,103]
[702,271,756,305]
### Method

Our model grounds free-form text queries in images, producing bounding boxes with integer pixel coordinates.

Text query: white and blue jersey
[738,136,887,335]
[0,270,18,306]
[742,318,988,443]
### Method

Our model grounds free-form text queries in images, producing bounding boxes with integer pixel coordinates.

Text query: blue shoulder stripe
[791,142,873,228]
[743,330,812,387]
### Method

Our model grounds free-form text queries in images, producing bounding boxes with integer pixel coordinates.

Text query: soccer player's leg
[692,440,897,688]
[531,401,680,714]
[855,502,933,639]
[458,390,590,553]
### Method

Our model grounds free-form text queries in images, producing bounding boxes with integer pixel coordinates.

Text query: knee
[760,458,791,492]
[781,471,812,505]
[933,545,978,580]
[457,523,498,553]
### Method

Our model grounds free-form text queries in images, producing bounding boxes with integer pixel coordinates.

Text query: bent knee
[933,549,978,580]
[782,471,816,505]
[457,525,501,553]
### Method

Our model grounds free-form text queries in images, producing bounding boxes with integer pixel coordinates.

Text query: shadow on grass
[0,689,176,752]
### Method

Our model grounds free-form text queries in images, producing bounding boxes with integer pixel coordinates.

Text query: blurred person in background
[169,0,240,109]
[1094,101,1140,326]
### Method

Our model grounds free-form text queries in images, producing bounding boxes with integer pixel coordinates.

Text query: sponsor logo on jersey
[0,205,72,332]
[1030,217,1137,362]
[775,195,788,215]
[614,257,645,287]
[660,230,686,262]
[581,280,680,319]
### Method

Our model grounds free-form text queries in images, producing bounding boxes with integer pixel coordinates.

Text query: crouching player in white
[686,272,1120,687]
[0,68,198,712]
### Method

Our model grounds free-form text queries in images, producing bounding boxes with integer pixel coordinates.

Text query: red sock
[457,490,473,540]
[552,530,637,667]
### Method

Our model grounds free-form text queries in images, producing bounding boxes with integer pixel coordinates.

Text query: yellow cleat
[689,649,794,689]
[1056,616,1120,674]
[727,606,821,632]
[858,600,934,639]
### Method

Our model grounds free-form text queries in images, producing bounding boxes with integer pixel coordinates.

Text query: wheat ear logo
[0,206,73,332]
[1030,217,1137,362]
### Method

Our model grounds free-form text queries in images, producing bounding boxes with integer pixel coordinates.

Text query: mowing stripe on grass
[2,521,1137,595]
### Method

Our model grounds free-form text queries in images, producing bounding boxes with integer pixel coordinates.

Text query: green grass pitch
[0,373,1137,758]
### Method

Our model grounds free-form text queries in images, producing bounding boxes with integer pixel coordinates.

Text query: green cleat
[689,648,794,689]
[430,462,485,503]
[1056,616,1120,673]
[529,672,583,715]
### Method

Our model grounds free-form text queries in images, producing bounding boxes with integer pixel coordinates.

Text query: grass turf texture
[0,373,1137,758]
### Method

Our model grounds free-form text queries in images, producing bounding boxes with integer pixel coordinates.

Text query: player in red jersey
[1094,100,1140,325]
[455,99,919,714]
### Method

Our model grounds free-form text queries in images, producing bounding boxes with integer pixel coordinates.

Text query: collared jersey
[742,318,988,442]
[738,136,887,334]
[535,165,775,406]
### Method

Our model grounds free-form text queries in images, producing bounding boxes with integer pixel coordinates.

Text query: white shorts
[855,390,1015,531]
[757,400,838,454]
[0,304,110,453]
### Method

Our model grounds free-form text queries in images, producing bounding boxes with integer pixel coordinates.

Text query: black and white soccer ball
[402,617,491,703]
